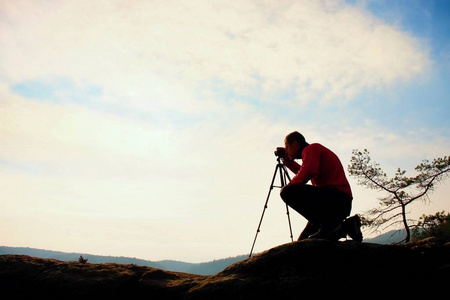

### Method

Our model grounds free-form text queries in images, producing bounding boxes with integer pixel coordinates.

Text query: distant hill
[363,229,406,244]
[0,246,246,275]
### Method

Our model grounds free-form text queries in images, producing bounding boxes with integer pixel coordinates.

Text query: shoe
[343,215,363,242]
[308,223,346,242]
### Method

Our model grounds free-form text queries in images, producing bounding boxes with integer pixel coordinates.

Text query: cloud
[1,0,430,108]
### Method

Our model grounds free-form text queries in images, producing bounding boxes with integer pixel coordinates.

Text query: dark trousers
[280,185,352,236]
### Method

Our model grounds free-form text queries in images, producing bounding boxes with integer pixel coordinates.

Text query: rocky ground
[1,238,449,299]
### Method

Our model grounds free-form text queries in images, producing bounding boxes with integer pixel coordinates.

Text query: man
[279,131,362,241]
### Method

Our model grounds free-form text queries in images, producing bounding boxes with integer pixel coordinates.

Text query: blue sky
[1,0,449,262]
[360,0,450,127]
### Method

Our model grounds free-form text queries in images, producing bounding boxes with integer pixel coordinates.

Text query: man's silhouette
[279,131,362,241]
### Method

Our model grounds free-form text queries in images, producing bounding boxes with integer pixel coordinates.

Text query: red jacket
[283,143,353,198]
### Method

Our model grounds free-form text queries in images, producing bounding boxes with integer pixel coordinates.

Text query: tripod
[249,156,293,257]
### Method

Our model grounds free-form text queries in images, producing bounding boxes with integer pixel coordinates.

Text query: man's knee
[280,185,296,204]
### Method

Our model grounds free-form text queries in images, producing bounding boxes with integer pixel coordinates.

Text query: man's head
[284,131,308,160]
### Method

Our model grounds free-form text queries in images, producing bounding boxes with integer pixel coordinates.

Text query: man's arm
[283,158,301,174]
[287,145,320,186]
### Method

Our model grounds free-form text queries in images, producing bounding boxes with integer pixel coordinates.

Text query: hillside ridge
[1,238,448,299]
[0,229,406,275]
[0,246,246,275]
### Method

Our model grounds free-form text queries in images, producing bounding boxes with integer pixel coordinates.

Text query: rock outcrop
[1,238,449,299]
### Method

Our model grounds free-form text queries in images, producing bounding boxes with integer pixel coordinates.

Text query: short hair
[284,131,306,145]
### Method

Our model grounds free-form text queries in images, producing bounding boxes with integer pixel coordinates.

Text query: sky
[1,0,449,263]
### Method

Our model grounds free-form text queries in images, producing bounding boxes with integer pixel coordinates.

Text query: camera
[274,147,286,157]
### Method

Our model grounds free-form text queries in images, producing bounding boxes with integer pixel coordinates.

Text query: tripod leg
[282,164,292,181]
[249,163,279,257]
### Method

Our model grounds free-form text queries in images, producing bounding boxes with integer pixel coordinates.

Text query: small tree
[412,211,450,241]
[348,149,450,242]
[78,255,88,264]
